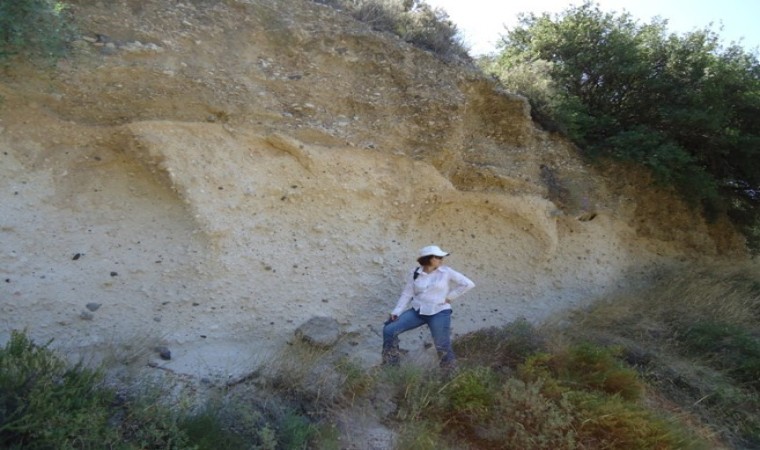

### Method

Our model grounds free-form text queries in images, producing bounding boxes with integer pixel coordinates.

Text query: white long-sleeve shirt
[391,265,475,317]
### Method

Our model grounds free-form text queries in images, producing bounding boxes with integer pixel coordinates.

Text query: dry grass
[549,260,760,449]
[258,338,376,409]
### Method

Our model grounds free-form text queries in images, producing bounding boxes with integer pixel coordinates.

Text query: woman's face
[429,255,444,269]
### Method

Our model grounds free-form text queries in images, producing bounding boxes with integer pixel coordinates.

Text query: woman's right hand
[389,314,398,322]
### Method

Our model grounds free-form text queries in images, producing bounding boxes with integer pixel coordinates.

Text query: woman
[382,245,475,369]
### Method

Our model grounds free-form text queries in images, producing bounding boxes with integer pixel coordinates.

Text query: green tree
[322,0,468,59]
[487,1,760,250]
[0,0,75,60]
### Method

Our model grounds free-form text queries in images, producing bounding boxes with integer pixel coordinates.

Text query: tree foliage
[0,0,75,60]
[486,1,760,251]
[316,0,469,59]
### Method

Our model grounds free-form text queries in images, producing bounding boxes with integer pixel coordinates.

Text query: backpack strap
[413,267,421,280]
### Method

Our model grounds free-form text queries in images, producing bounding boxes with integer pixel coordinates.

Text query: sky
[424,0,760,56]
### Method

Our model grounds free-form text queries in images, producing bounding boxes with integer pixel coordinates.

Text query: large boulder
[295,316,342,348]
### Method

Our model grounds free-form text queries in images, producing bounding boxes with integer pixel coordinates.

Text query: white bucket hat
[418,245,450,258]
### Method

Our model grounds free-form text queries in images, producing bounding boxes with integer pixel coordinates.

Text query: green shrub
[108,384,194,450]
[0,0,76,60]
[209,388,284,450]
[695,383,760,448]
[442,367,499,423]
[0,330,119,449]
[512,346,703,449]
[479,378,577,449]
[519,344,643,401]
[390,366,448,423]
[350,0,403,32]
[395,420,449,450]
[562,344,643,401]
[517,353,566,399]
[481,57,566,132]
[278,410,316,450]
[319,0,468,59]
[389,348,697,449]
[393,1,465,57]
[490,378,577,449]
[679,321,760,390]
[309,422,341,450]
[569,391,706,450]
[0,330,199,449]
[335,357,375,402]
[454,319,547,369]
[180,411,246,450]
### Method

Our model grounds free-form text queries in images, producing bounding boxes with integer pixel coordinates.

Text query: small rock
[86,302,101,312]
[155,346,171,360]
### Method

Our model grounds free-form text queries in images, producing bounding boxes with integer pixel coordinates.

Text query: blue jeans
[382,308,455,368]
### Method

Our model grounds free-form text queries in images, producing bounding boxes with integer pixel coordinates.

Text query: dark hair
[417,255,436,266]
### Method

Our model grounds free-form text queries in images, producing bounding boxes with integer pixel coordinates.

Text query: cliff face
[0,0,745,380]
